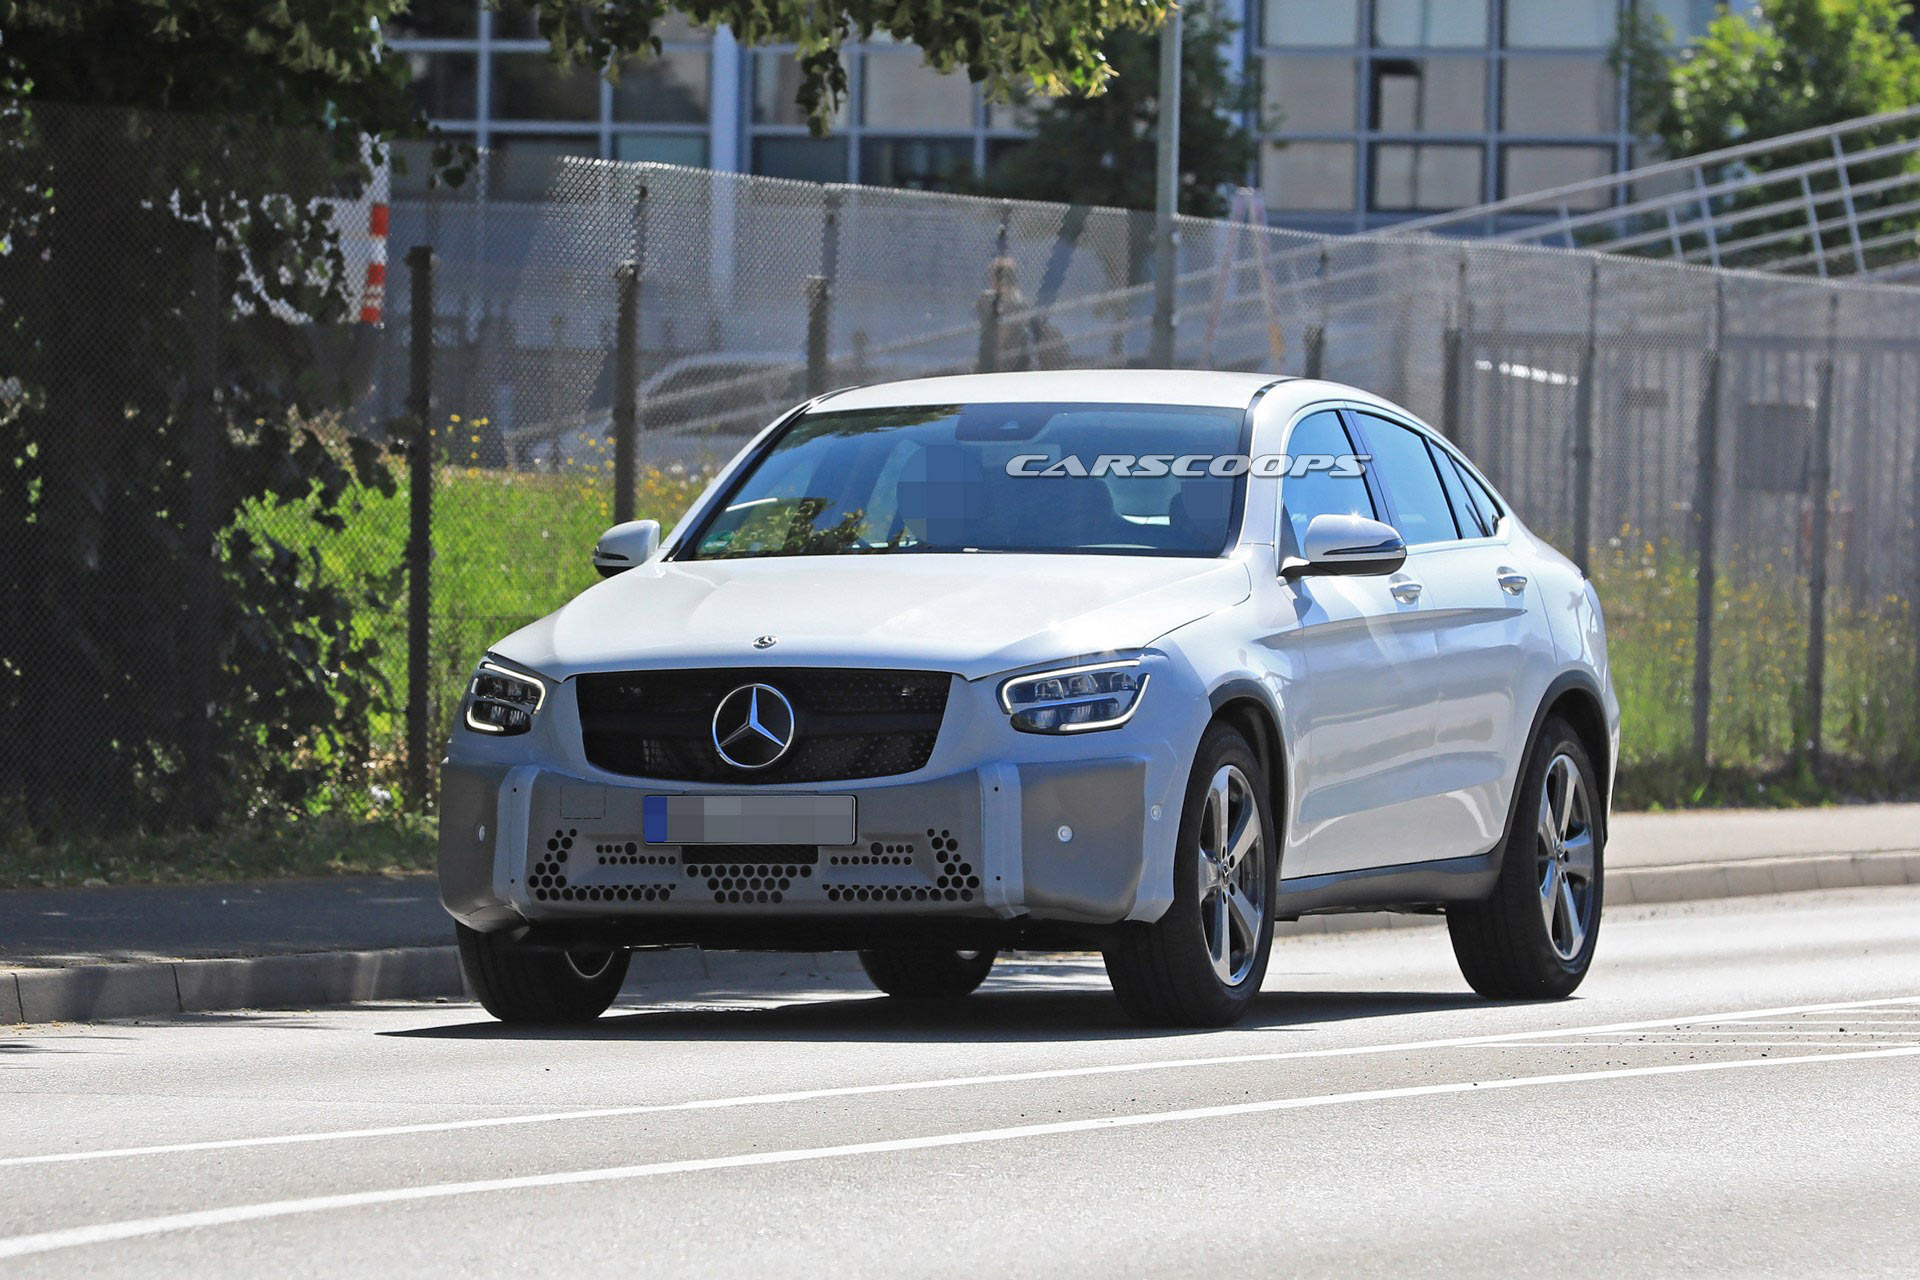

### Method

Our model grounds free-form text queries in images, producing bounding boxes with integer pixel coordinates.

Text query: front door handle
[1390,580,1423,604]
[1497,569,1528,595]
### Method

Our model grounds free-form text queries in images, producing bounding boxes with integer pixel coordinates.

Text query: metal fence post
[806,189,841,395]
[1303,247,1330,379]
[1570,258,1599,573]
[404,244,435,808]
[1804,297,1839,764]
[612,260,639,524]
[1437,247,1469,446]
[805,275,830,397]
[1149,7,1182,368]
[184,238,221,826]
[1690,281,1725,768]
[976,289,1002,374]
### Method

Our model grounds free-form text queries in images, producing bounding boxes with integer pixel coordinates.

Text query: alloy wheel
[1535,752,1597,961]
[1197,763,1267,986]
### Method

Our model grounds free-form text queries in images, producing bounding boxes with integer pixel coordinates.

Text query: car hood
[494,553,1251,683]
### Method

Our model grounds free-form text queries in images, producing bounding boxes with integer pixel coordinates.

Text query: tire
[858,947,998,999]
[456,924,630,1024]
[1103,723,1277,1028]
[1448,716,1604,1000]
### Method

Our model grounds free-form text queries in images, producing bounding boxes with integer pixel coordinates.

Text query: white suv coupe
[440,370,1617,1027]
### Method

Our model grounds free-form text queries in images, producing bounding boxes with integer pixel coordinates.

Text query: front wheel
[1447,717,1604,999]
[858,947,997,999]
[1104,723,1276,1028]
[456,924,630,1024]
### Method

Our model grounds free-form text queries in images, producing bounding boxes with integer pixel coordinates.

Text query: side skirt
[1273,849,1500,919]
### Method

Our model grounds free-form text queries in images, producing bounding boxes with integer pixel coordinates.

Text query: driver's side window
[1279,411,1375,557]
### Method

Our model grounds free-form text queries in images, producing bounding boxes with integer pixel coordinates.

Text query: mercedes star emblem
[711,683,796,770]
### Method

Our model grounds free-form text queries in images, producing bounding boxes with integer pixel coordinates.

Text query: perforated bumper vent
[529,827,980,909]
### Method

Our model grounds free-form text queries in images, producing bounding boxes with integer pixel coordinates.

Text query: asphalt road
[4,886,1919,1278]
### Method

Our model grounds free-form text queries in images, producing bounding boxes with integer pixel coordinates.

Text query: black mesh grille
[575,668,951,783]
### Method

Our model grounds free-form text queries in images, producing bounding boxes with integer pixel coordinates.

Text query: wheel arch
[1519,671,1612,845]
[1206,680,1288,858]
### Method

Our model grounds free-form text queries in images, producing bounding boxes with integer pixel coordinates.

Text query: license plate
[642,794,856,846]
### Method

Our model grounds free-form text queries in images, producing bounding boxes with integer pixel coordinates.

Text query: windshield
[683,401,1247,560]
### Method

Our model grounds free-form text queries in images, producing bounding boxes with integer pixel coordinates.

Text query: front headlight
[464,659,545,736]
[999,659,1148,734]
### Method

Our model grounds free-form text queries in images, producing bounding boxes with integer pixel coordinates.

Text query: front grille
[576,667,951,783]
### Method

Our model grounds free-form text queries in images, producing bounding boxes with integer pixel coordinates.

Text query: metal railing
[1383,105,1920,279]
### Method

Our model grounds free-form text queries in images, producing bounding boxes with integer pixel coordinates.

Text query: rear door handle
[1390,581,1423,604]
[1497,569,1528,595]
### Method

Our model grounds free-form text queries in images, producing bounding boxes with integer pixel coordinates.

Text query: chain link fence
[6,101,1919,846]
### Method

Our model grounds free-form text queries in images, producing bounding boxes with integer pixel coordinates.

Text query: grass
[0,812,436,891]
[1591,534,1918,810]
[6,451,1915,889]
[238,417,713,813]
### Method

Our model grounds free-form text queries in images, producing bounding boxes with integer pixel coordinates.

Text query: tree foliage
[1612,0,1920,269]
[975,6,1259,218]
[536,1,1171,135]
[1618,0,1920,155]
[0,0,1170,833]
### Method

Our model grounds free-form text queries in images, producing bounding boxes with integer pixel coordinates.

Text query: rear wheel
[858,947,998,999]
[1104,723,1276,1028]
[1447,717,1604,999]
[456,924,630,1024]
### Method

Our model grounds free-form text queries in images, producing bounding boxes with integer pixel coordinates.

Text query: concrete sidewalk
[4,803,1916,1024]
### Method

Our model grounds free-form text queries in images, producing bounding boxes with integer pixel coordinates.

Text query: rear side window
[1452,456,1504,533]
[1280,410,1376,556]
[1352,413,1458,545]
[1433,442,1490,537]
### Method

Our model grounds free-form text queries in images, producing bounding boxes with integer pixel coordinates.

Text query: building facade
[388,0,1743,226]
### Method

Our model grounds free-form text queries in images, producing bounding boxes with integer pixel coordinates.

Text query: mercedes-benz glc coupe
[439,370,1617,1027]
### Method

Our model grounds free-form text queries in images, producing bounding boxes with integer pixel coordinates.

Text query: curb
[1608,849,1920,905]
[5,852,1915,1026]
[9,947,466,1025]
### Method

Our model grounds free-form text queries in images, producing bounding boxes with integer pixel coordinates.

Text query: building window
[1643,0,1725,41]
[753,136,849,183]
[492,53,601,121]
[860,137,974,190]
[1502,57,1615,134]
[1371,142,1484,210]
[615,133,708,167]
[1261,141,1358,211]
[985,91,1046,133]
[1369,56,1485,133]
[387,0,478,40]
[1263,0,1360,46]
[1502,145,1615,206]
[488,133,600,200]
[753,51,849,127]
[612,48,711,124]
[1263,55,1359,133]
[861,52,975,130]
[406,52,478,120]
[1372,0,1489,48]
[390,135,478,199]
[1506,0,1618,48]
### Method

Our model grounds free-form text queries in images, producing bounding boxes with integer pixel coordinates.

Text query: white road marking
[1457,1040,1920,1049]
[0,1045,1914,1263]
[3,993,1917,1170]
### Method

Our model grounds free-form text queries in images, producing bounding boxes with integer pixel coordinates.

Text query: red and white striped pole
[358,154,391,325]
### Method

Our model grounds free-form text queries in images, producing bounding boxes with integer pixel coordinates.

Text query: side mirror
[1282,513,1407,579]
[592,519,661,578]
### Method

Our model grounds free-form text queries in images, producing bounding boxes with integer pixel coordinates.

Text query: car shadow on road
[384,983,1500,1045]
